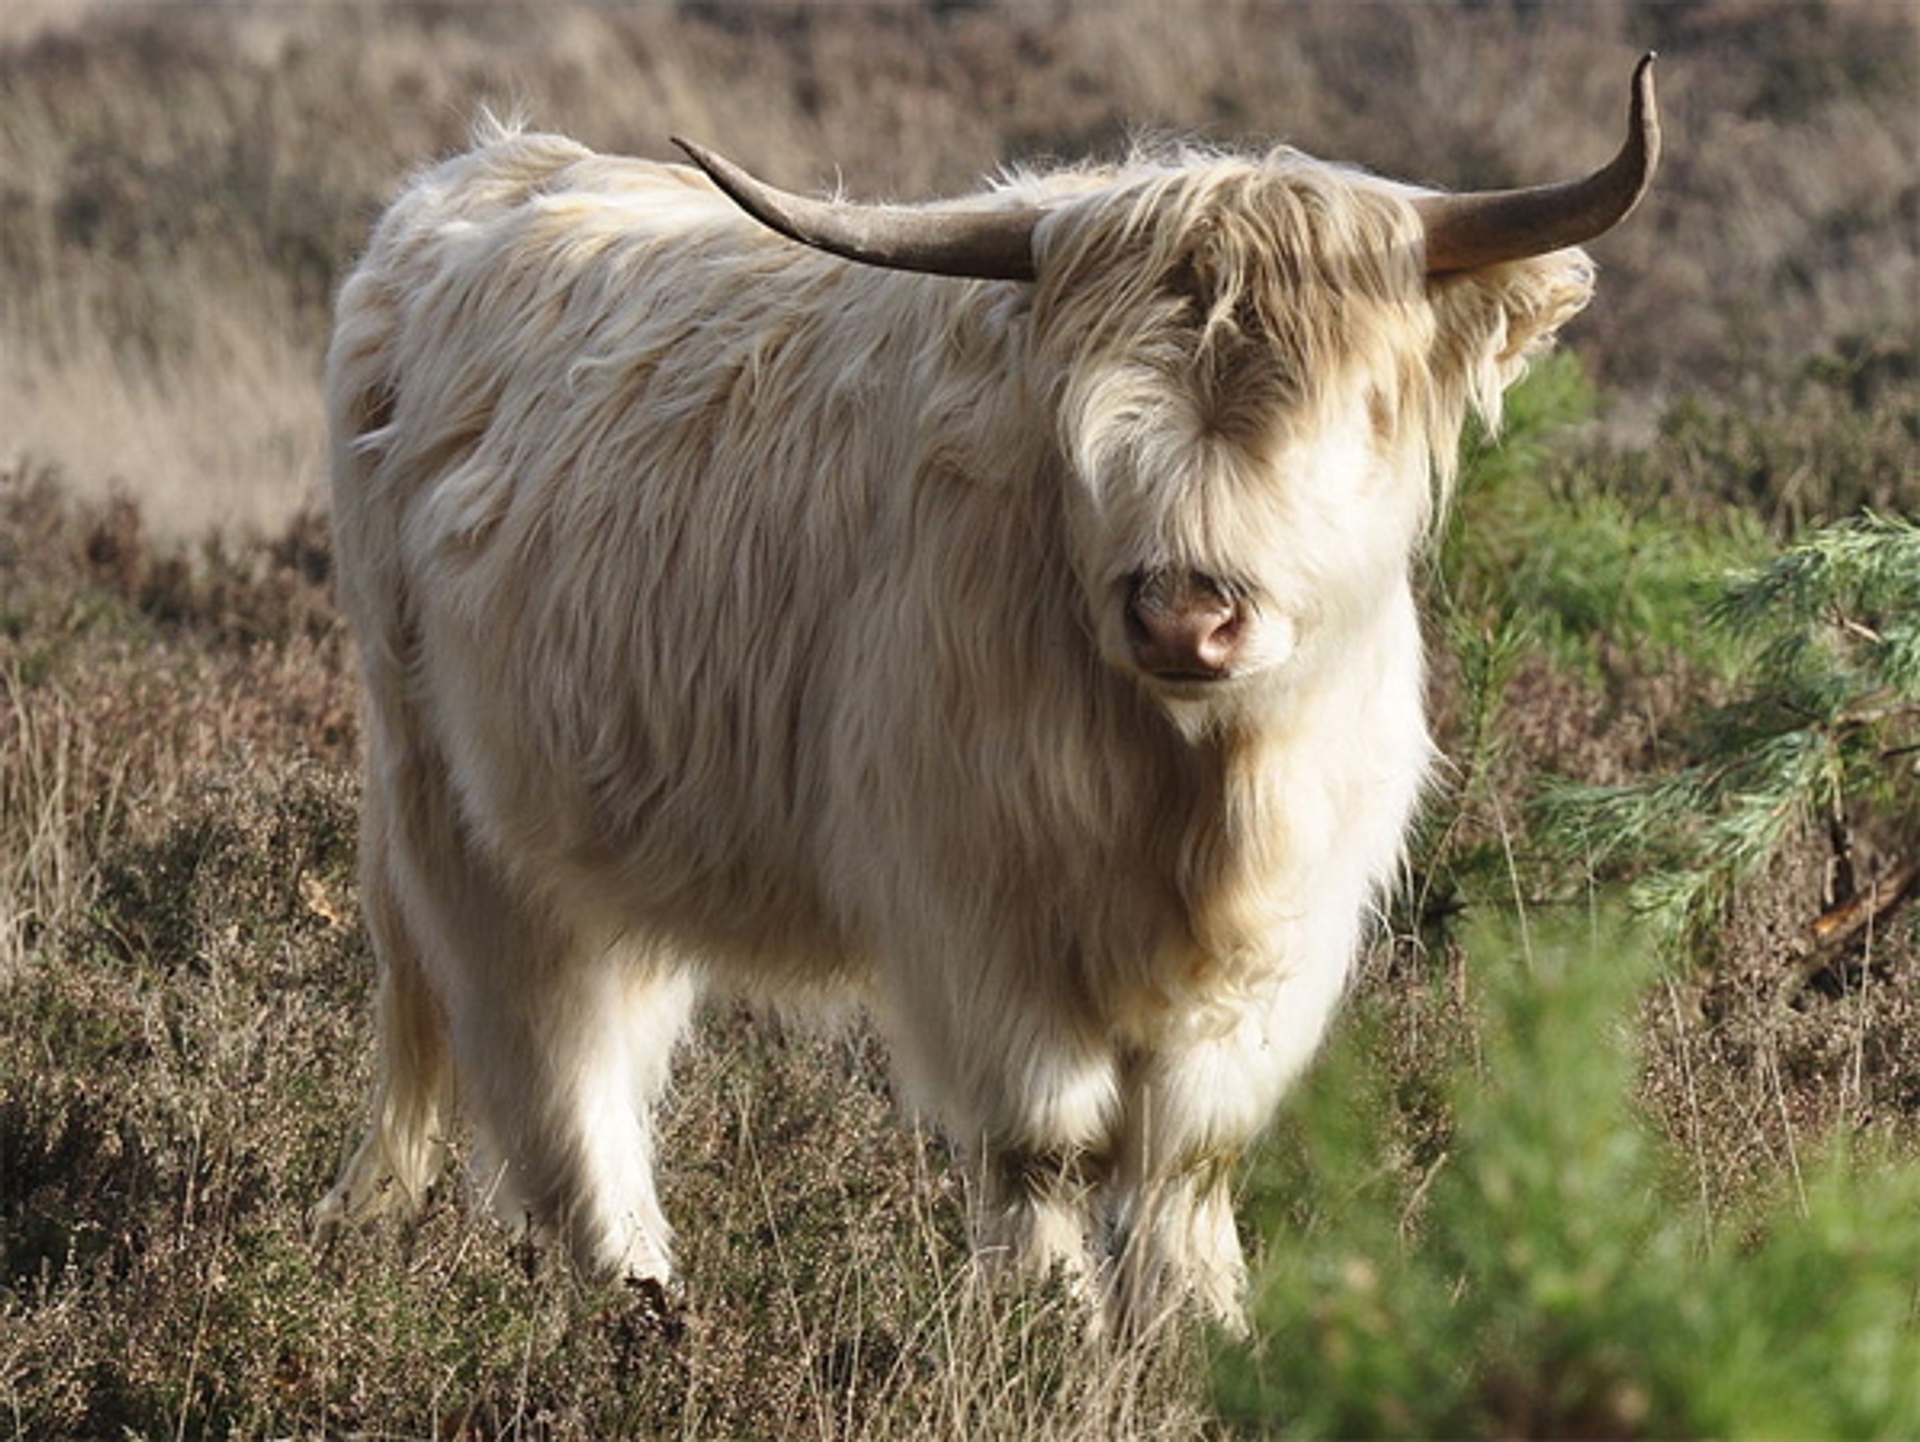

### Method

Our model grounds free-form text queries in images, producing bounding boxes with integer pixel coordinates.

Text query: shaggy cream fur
[313,121,1595,1334]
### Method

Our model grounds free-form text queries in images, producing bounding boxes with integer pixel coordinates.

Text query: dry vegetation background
[1,1,1917,1437]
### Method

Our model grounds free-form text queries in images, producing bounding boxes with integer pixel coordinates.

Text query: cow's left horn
[1415,53,1661,275]
[672,138,1042,282]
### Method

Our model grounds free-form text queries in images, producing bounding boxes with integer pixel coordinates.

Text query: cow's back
[325,133,947,971]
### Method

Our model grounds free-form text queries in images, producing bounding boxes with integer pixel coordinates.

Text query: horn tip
[670,135,713,168]
[1632,53,1660,123]
[1629,52,1658,106]
[1629,51,1662,175]
[670,136,759,208]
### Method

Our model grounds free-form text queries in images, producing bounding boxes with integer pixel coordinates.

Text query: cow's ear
[1427,247,1596,428]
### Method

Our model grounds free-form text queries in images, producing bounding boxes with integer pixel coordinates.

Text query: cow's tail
[310,754,457,1244]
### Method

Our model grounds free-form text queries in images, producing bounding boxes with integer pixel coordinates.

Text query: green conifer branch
[1539,513,1920,951]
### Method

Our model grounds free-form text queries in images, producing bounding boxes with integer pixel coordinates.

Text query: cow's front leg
[1104,1014,1309,1337]
[973,1142,1103,1293]
[870,947,1120,1296]
[954,1043,1118,1294]
[1105,1140,1247,1338]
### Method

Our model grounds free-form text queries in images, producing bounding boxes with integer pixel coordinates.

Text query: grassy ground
[3,2,1917,1436]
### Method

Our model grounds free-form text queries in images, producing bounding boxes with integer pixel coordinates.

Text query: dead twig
[1806,858,1919,958]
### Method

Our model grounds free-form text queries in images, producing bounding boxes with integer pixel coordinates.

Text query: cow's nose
[1125,570,1246,681]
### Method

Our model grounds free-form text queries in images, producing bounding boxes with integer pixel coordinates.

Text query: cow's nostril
[1126,571,1246,680]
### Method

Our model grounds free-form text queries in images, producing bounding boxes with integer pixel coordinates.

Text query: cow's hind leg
[457,940,698,1286]
[317,724,696,1286]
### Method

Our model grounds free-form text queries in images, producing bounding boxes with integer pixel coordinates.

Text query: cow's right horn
[673,138,1042,283]
[1415,52,1661,275]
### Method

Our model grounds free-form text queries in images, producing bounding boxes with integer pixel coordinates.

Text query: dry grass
[1,268,325,539]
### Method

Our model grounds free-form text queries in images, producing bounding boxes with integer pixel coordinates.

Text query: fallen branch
[1807,858,1919,957]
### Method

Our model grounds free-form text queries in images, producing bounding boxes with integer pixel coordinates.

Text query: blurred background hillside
[2,0,1913,537]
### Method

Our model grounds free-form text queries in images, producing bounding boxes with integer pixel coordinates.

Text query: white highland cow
[315,59,1659,1333]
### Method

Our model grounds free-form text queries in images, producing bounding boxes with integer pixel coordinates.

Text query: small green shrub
[1438,354,1767,681]
[1216,911,1920,1438]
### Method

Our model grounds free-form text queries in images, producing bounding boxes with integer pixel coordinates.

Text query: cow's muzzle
[1124,569,1249,683]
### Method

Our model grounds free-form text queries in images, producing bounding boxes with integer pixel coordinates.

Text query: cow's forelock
[1029,155,1440,698]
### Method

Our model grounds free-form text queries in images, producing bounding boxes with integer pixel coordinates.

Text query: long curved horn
[671,137,1041,282]
[1415,53,1661,275]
